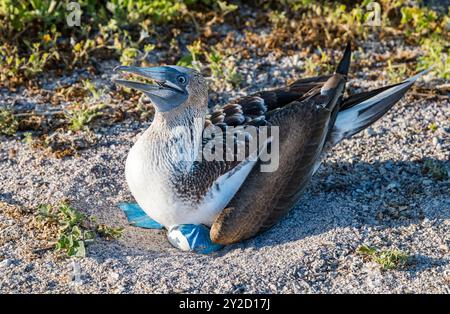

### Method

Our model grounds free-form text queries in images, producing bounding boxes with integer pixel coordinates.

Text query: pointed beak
[112,65,189,112]
[112,66,184,94]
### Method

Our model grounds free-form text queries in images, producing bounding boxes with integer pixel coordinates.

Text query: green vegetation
[22,131,33,145]
[177,40,202,71]
[177,41,242,87]
[417,38,450,80]
[428,122,438,132]
[36,202,123,257]
[205,48,242,87]
[65,104,104,131]
[0,107,19,135]
[63,81,106,132]
[0,0,447,142]
[303,47,334,76]
[399,4,449,79]
[0,0,214,86]
[386,59,410,83]
[0,0,447,86]
[82,79,103,99]
[357,245,410,270]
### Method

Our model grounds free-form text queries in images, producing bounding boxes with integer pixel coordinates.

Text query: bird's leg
[167,224,224,254]
[119,203,164,229]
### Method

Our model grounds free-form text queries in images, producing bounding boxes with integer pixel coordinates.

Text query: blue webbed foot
[119,203,164,229]
[167,224,224,254]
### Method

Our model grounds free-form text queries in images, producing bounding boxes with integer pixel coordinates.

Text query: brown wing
[210,73,347,244]
[209,44,354,243]
[207,74,332,118]
[175,74,331,206]
[182,74,332,199]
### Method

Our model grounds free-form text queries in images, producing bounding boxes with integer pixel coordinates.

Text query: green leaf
[357,245,377,256]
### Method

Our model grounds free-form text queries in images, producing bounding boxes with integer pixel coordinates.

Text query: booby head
[113,65,207,113]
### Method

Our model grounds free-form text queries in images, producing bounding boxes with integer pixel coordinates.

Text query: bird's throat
[145,108,205,172]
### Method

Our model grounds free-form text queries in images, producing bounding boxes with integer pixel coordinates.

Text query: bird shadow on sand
[96,158,449,261]
[210,158,449,270]
[3,157,446,270]
[407,254,449,274]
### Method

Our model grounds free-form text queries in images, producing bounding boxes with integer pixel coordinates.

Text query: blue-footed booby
[113,43,427,253]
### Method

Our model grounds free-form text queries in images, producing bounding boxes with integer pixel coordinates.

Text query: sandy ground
[0,56,449,293]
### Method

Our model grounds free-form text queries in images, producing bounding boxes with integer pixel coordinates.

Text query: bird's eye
[177,75,187,84]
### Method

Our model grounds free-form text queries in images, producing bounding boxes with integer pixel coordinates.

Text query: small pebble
[432,137,439,146]
[366,128,376,136]
[109,272,120,281]
[0,259,13,268]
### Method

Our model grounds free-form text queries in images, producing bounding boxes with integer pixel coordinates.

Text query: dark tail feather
[329,69,429,145]
[336,42,352,75]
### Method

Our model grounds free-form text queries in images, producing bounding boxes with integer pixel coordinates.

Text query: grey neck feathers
[144,104,206,173]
